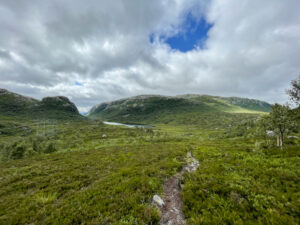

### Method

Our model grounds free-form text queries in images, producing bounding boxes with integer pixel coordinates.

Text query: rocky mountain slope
[0,88,81,119]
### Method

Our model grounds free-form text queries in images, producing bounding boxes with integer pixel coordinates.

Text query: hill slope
[0,88,82,120]
[87,94,271,126]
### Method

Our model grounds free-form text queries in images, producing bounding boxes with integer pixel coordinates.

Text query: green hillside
[0,88,82,120]
[0,88,38,116]
[0,90,299,224]
[87,94,271,126]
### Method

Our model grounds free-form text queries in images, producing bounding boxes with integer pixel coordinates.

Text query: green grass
[0,122,187,224]
[182,139,300,225]
[0,144,186,224]
[0,113,299,224]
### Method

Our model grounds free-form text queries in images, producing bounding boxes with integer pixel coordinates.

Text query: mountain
[178,95,271,112]
[0,88,82,120]
[87,94,271,126]
[0,88,38,115]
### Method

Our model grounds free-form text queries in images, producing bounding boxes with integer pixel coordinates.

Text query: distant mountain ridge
[0,88,82,119]
[87,94,271,125]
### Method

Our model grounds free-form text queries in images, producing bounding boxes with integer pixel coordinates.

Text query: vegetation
[0,120,187,224]
[182,139,299,225]
[87,94,270,125]
[258,104,296,149]
[0,88,299,224]
[287,75,300,106]
[0,88,82,120]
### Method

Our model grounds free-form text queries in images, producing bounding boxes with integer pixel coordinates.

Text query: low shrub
[10,143,27,159]
[254,140,274,151]
[44,142,57,153]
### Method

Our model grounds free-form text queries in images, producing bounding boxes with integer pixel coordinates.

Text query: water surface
[103,121,153,128]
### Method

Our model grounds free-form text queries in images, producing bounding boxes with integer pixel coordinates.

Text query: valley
[0,90,299,224]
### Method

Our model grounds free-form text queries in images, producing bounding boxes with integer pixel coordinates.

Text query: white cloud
[0,0,299,112]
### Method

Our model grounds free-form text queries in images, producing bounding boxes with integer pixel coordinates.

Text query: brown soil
[159,152,199,225]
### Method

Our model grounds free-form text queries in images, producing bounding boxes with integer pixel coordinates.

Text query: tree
[267,104,295,149]
[287,75,300,107]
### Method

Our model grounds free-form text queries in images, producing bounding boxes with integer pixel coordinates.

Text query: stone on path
[153,195,165,207]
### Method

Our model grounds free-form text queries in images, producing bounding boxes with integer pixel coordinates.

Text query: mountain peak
[0,88,81,119]
[41,96,79,114]
[0,88,9,94]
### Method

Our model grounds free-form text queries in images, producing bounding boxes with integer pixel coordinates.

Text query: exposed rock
[0,88,9,95]
[40,96,79,113]
[153,195,165,208]
[0,88,81,119]
[102,134,107,138]
[181,152,199,173]
[266,130,276,137]
[288,136,298,139]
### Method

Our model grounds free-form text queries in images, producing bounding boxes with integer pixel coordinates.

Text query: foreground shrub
[44,142,57,153]
[254,140,274,151]
[10,143,26,159]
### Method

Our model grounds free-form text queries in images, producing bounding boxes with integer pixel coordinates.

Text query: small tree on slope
[268,104,295,149]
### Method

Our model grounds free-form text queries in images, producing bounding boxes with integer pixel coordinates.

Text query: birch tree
[268,104,295,149]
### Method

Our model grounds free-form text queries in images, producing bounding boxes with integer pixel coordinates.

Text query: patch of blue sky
[75,81,83,86]
[150,14,213,52]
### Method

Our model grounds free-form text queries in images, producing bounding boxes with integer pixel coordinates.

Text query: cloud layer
[0,0,299,112]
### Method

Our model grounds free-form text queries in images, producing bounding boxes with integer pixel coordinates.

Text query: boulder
[266,130,275,137]
[153,195,164,207]
[288,136,298,139]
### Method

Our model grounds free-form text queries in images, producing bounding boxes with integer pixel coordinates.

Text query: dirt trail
[158,152,199,225]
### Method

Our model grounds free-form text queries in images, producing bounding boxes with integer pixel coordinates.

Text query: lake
[103,121,154,128]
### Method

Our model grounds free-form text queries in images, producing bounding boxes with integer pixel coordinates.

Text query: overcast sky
[0,0,299,112]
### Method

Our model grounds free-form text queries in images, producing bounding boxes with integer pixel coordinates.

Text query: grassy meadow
[0,113,299,224]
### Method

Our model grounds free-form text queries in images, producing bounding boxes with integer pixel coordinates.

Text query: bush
[253,140,274,151]
[32,140,40,152]
[10,143,26,159]
[44,142,57,153]
[24,148,38,158]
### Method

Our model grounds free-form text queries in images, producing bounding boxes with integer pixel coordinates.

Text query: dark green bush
[32,140,39,152]
[10,143,26,159]
[44,142,57,153]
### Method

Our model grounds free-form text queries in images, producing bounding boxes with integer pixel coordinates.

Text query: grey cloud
[0,0,299,112]
[0,49,12,59]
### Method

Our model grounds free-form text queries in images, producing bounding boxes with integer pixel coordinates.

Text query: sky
[0,0,299,112]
